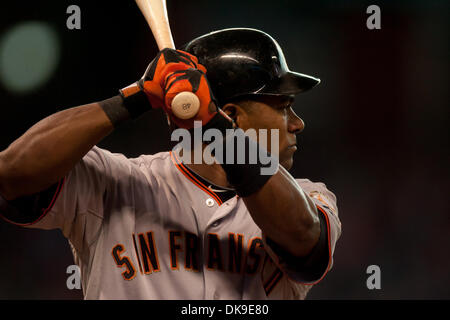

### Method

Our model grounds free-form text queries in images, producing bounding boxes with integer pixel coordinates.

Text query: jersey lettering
[246,238,264,274]
[184,231,200,271]
[169,231,183,270]
[207,233,224,271]
[138,232,160,274]
[228,233,244,273]
[111,232,265,280]
[111,244,136,281]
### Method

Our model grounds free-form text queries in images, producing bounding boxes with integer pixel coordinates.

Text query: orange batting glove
[119,48,200,118]
[163,67,224,129]
[120,48,232,131]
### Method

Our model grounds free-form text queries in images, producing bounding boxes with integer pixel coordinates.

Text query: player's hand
[163,66,222,129]
[120,48,198,112]
[144,48,223,130]
[120,48,231,130]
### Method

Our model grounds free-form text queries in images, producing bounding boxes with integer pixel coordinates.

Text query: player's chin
[279,158,293,170]
[279,153,294,170]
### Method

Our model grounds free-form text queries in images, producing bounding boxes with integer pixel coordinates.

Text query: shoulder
[295,178,338,215]
[76,147,176,188]
[295,178,335,195]
[129,150,172,168]
[86,146,172,171]
[127,151,174,180]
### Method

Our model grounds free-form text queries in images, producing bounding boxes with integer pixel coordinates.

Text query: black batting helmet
[182,28,320,107]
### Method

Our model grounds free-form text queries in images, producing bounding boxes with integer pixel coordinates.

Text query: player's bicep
[262,180,342,285]
[0,147,110,234]
[263,209,330,282]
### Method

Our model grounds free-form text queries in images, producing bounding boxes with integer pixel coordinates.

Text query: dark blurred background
[0,0,448,299]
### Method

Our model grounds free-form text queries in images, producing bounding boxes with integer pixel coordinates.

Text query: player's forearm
[0,102,115,200]
[243,166,320,258]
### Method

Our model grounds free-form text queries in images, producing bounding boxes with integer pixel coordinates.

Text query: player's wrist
[98,95,132,128]
[119,82,154,119]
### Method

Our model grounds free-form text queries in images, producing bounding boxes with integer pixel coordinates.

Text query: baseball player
[0,28,341,299]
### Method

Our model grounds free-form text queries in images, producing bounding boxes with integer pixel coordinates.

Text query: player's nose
[288,108,304,134]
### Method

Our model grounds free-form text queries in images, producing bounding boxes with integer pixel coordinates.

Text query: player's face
[237,95,305,170]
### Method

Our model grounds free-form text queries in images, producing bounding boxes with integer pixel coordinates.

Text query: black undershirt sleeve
[0,179,64,225]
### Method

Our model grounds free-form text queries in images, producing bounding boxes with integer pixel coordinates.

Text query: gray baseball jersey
[17,146,341,299]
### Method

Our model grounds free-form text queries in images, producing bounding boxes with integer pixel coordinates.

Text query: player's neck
[178,147,231,188]
[184,162,231,188]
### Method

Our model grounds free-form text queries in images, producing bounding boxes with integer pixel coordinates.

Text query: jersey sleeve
[0,178,65,226]
[0,146,140,254]
[262,179,342,286]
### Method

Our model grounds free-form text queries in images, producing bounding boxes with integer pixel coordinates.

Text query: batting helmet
[182,28,320,107]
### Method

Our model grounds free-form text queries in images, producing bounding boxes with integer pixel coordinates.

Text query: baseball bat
[135,0,200,120]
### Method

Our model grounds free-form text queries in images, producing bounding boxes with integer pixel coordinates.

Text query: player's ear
[221,102,250,129]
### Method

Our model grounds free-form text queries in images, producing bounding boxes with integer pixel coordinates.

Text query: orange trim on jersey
[42,177,65,215]
[313,193,336,214]
[170,151,223,205]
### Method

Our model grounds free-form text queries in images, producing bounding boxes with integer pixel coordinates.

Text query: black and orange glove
[163,66,225,129]
[119,48,199,117]
[120,48,233,131]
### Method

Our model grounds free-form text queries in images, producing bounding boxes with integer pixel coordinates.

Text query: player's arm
[0,102,116,201]
[242,167,320,258]
[0,49,204,201]
[215,128,321,259]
